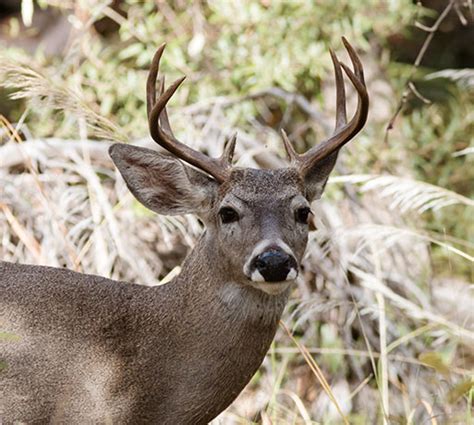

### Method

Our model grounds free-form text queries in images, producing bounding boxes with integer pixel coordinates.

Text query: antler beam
[283,37,369,177]
[147,44,234,183]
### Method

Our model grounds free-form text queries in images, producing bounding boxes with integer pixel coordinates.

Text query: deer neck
[150,232,289,422]
[173,230,290,327]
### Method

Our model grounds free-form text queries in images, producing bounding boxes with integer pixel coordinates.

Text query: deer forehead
[219,167,304,203]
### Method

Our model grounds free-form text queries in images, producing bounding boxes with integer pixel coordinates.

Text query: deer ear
[109,144,218,216]
[303,152,338,201]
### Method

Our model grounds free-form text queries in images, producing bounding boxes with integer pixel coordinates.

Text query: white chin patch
[251,282,292,295]
[250,269,266,282]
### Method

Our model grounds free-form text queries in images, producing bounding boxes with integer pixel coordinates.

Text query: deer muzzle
[245,244,298,283]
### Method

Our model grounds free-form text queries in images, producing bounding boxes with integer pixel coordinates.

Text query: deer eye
[295,207,311,224]
[219,207,239,224]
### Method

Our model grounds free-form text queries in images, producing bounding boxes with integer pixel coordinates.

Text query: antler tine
[157,75,174,136]
[221,132,237,164]
[280,129,298,163]
[146,44,166,118]
[296,38,369,177]
[147,45,232,183]
[342,36,364,80]
[329,48,347,130]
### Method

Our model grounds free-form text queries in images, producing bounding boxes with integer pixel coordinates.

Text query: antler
[282,37,369,177]
[147,44,234,183]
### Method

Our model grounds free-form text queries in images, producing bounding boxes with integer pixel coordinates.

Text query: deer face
[110,146,335,295]
[110,37,368,295]
[212,168,308,294]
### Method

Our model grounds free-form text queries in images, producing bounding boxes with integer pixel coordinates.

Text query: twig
[0,117,81,269]
[271,347,471,375]
[384,0,457,143]
[0,203,43,262]
[372,244,389,425]
[280,320,350,425]
[408,81,431,104]
[182,87,332,134]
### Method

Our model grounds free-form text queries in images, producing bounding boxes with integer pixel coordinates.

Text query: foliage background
[0,0,473,423]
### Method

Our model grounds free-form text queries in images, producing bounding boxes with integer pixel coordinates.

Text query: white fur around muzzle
[244,239,299,283]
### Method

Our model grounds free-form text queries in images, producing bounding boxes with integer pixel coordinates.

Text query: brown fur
[1,145,335,424]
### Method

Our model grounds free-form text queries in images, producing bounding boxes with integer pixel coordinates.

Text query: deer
[0,37,368,424]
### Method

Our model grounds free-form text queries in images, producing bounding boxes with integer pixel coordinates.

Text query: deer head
[109,37,368,295]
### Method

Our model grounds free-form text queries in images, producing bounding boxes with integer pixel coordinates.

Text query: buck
[0,38,368,424]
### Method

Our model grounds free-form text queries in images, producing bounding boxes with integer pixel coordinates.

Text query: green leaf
[0,331,20,342]
[447,379,474,404]
[418,352,450,376]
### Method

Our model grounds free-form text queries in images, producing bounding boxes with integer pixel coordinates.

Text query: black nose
[252,249,297,282]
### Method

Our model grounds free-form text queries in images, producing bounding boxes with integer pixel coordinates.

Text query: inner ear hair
[304,151,339,200]
[109,143,218,216]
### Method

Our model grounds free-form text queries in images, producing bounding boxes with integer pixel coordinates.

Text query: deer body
[1,236,287,424]
[0,39,368,423]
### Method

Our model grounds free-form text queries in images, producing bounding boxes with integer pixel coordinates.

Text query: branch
[384,0,457,143]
